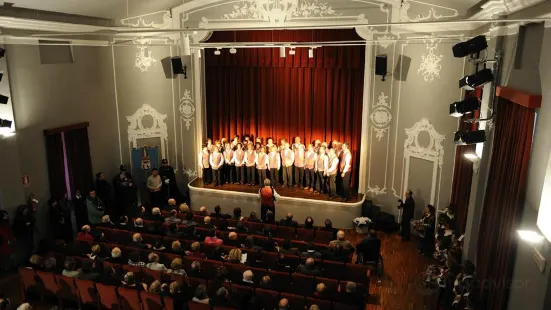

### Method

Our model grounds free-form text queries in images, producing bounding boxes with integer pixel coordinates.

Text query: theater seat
[280,292,305,310]
[296,228,314,242]
[277,226,296,239]
[333,301,360,310]
[188,301,210,310]
[306,297,331,310]
[18,267,38,301]
[254,288,279,310]
[291,273,315,296]
[343,264,370,286]
[140,291,163,310]
[268,270,290,292]
[35,270,60,300]
[118,287,142,310]
[322,260,345,280]
[314,277,339,299]
[313,230,334,244]
[75,279,99,309]
[55,275,80,307]
[96,283,120,310]
[163,296,174,310]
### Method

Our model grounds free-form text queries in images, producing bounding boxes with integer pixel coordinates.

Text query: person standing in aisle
[209,147,224,187]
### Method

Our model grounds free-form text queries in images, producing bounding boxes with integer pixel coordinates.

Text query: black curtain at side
[65,128,94,195]
[45,133,67,200]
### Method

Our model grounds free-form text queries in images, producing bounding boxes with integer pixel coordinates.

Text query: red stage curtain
[205,30,365,186]
[450,88,482,234]
[476,97,535,310]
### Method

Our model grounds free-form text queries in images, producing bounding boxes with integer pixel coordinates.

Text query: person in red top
[77,225,94,242]
[204,229,223,246]
[258,179,281,221]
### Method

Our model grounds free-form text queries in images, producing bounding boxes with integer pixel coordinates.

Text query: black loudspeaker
[394,55,411,81]
[361,200,373,217]
[374,212,399,232]
[161,57,175,79]
[375,54,387,80]
[452,35,488,58]
[171,57,185,74]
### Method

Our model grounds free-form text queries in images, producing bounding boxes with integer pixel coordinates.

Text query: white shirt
[315,154,329,172]
[209,152,224,170]
[326,156,339,175]
[255,152,269,169]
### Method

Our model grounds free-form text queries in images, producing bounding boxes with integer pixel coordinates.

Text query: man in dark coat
[113,165,137,217]
[73,190,88,229]
[398,190,415,241]
[95,173,111,213]
[159,159,184,203]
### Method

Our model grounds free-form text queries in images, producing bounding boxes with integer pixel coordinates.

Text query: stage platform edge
[188,178,364,229]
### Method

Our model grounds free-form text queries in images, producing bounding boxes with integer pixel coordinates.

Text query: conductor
[397,190,415,241]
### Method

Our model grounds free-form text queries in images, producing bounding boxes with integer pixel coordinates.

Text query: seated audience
[188,261,203,278]
[320,219,338,237]
[278,239,300,256]
[62,257,81,278]
[212,287,237,308]
[148,280,162,294]
[205,229,223,246]
[329,230,353,250]
[149,208,165,223]
[225,248,243,264]
[78,260,100,281]
[166,223,184,238]
[171,241,185,255]
[192,284,210,304]
[153,240,166,251]
[122,272,146,291]
[356,229,381,263]
[259,275,272,289]
[296,257,321,276]
[201,216,214,229]
[166,198,177,210]
[313,283,328,299]
[116,216,128,229]
[208,245,224,261]
[303,216,315,229]
[166,282,186,310]
[77,225,94,242]
[302,242,322,258]
[147,222,164,235]
[165,209,181,224]
[133,218,145,232]
[110,247,124,264]
[187,242,206,259]
[248,211,260,222]
[235,221,248,233]
[171,258,187,275]
[264,211,275,224]
[211,205,231,219]
[279,298,289,310]
[98,215,115,228]
[199,206,210,216]
[324,244,350,263]
[87,244,104,261]
[28,254,56,271]
[279,213,298,227]
[337,282,365,308]
[132,233,152,249]
[310,306,320,310]
[146,253,168,271]
[101,266,120,286]
[242,270,255,286]
[128,251,145,267]
[232,207,242,220]
[225,232,241,247]
[181,211,197,227]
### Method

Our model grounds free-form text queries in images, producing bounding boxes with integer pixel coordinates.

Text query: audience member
[133,218,145,233]
[302,242,322,258]
[212,287,236,308]
[205,229,223,246]
[62,257,81,278]
[98,215,115,228]
[109,247,124,264]
[235,221,248,233]
[232,207,242,220]
[279,213,298,227]
[77,225,94,242]
[148,280,162,294]
[278,238,300,256]
[149,208,165,223]
[192,284,210,304]
[132,233,152,249]
[167,198,177,210]
[165,209,181,224]
[356,229,381,263]
[78,260,100,281]
[128,251,145,267]
[296,257,321,276]
[303,216,315,229]
[329,230,353,250]
[248,211,260,222]
[179,203,190,214]
[225,248,243,264]
[122,272,146,291]
[100,266,120,286]
[188,261,203,278]
[242,270,255,286]
[153,240,166,251]
[166,223,183,238]
[199,206,210,216]
[211,205,231,219]
[201,216,214,229]
[208,245,224,261]
[309,305,320,310]
[320,219,338,237]
[264,211,275,224]
[116,216,128,229]
[337,282,365,308]
[259,275,272,289]
[187,242,205,259]
[225,232,240,247]
[146,253,168,271]
[171,241,185,255]
[278,298,289,310]
[313,283,328,299]
[170,258,187,275]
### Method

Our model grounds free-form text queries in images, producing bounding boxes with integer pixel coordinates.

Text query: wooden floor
[190,178,364,204]
[0,230,436,310]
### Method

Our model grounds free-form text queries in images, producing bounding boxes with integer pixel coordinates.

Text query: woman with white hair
[109,247,124,264]
[146,253,168,271]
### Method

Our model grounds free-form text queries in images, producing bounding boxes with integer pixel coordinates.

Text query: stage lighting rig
[450,97,480,117]
[459,68,494,90]
[454,130,486,145]
[0,118,12,128]
[453,35,488,59]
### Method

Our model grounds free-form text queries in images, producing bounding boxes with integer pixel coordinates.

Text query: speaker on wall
[394,54,411,82]
[171,57,185,74]
[375,54,387,81]
[161,57,175,79]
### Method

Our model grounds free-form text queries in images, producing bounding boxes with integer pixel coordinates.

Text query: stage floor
[189,178,364,204]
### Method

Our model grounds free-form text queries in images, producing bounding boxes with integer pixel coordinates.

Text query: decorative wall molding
[417,36,443,82]
[183,168,198,178]
[470,0,546,19]
[402,118,445,207]
[121,10,173,29]
[399,0,458,22]
[133,37,157,72]
[127,104,169,161]
[370,92,392,141]
[391,41,408,199]
[179,89,196,130]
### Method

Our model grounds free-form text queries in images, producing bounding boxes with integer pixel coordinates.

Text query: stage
[188,178,365,229]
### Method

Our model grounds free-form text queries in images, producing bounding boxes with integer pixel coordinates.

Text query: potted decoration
[353,217,372,234]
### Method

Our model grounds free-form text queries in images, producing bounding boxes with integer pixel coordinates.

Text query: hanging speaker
[375,54,387,81]
[394,54,411,82]
[171,57,185,74]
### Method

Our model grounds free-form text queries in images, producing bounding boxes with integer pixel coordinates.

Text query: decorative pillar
[193,50,204,178]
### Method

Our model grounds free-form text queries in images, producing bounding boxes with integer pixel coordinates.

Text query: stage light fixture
[0,118,12,128]
[182,35,191,56]
[280,46,286,58]
[463,153,479,161]
[0,94,8,104]
[308,48,314,58]
[459,68,494,90]
[289,48,296,55]
[0,48,4,58]
[197,50,202,59]
[454,130,486,145]
[214,49,221,56]
[449,97,480,117]
[452,35,488,58]
[229,47,237,54]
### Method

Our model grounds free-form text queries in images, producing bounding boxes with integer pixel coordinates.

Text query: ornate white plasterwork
[127,104,169,160]
[133,37,157,72]
[179,89,196,130]
[370,92,392,141]
[121,10,173,29]
[418,36,443,82]
[399,0,459,22]
[183,168,198,178]
[402,118,445,206]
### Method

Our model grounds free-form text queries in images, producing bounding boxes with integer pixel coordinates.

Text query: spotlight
[214,49,221,56]
[182,35,191,56]
[0,48,4,58]
[452,35,488,58]
[289,48,295,55]
[449,97,480,117]
[454,130,486,145]
[308,48,314,58]
[229,47,237,54]
[197,50,202,59]
[0,118,12,128]
[280,46,286,58]
[0,94,8,104]
[463,153,479,161]
[459,68,494,90]
[517,230,544,244]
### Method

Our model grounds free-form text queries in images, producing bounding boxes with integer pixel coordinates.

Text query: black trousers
[246,166,256,185]
[202,168,211,184]
[269,168,279,186]
[328,174,337,196]
[282,166,293,186]
[294,166,304,187]
[261,204,275,221]
[150,190,163,206]
[223,164,234,183]
[315,171,326,193]
[400,219,411,241]
[305,168,315,188]
[235,166,245,184]
[258,169,267,184]
[212,169,222,186]
[341,173,351,199]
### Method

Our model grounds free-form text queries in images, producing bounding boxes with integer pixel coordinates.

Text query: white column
[193,51,203,178]
[355,28,374,195]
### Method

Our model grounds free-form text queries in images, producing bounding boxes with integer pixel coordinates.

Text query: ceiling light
[0,119,12,128]
[229,47,237,54]
[453,35,488,58]
[280,46,286,58]
[289,48,296,55]
[459,68,494,90]
[450,97,480,117]
[463,153,479,161]
[308,48,314,58]
[182,35,191,56]
[193,31,198,35]
[517,230,545,244]
[214,49,221,56]
[454,130,486,145]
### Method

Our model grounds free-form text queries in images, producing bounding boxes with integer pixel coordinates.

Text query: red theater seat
[313,230,334,244]
[140,291,163,310]
[18,267,38,300]
[280,292,305,310]
[55,275,80,306]
[96,283,120,310]
[75,279,99,308]
[306,297,331,310]
[118,286,142,310]
[254,288,279,310]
